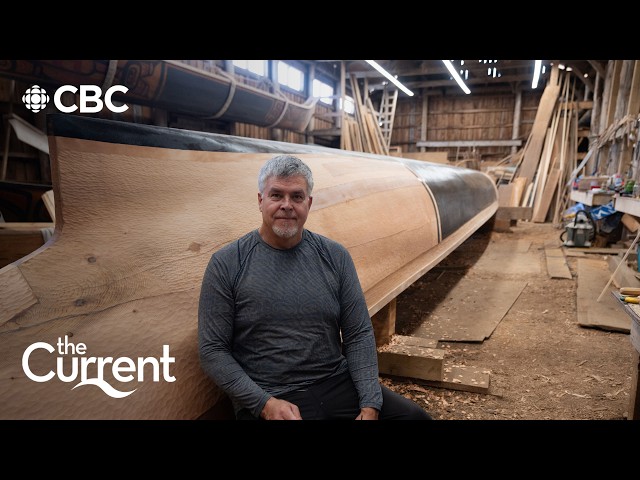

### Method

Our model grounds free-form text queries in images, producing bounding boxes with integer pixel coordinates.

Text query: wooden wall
[390,91,542,163]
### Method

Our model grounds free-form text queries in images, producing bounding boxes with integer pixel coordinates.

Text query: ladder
[377,87,399,149]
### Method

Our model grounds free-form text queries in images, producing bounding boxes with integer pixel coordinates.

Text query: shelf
[614,195,640,217]
[570,189,614,206]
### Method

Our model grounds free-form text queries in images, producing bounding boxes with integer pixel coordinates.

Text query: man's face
[258,174,312,247]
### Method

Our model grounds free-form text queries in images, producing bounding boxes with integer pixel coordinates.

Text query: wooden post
[305,62,315,145]
[511,86,522,156]
[630,351,640,420]
[370,298,396,347]
[338,61,346,149]
[419,93,428,153]
[588,71,601,175]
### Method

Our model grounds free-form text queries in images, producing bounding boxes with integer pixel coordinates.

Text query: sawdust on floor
[382,219,636,420]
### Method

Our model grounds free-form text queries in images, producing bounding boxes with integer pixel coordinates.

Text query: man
[198,154,431,420]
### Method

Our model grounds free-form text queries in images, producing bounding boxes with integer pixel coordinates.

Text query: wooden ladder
[378,87,399,149]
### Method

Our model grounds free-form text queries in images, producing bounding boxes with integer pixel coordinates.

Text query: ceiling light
[365,60,414,96]
[442,60,471,94]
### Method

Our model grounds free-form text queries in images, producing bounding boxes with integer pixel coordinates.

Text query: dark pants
[236,371,432,420]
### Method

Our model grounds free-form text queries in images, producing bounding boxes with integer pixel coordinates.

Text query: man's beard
[272,223,299,239]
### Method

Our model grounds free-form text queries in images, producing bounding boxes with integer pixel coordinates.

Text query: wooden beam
[416,139,522,148]
[511,87,522,155]
[627,60,640,116]
[419,94,428,152]
[377,335,444,381]
[559,101,593,110]
[371,298,396,347]
[588,60,606,78]
[516,64,561,191]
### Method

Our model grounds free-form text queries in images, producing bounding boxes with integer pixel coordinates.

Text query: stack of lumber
[504,60,640,224]
[499,65,583,223]
[340,74,389,156]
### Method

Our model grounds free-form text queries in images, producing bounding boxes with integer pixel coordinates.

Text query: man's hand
[355,407,379,420]
[260,397,302,420]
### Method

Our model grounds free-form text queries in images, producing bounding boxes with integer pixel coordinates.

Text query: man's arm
[198,255,271,418]
[335,247,384,414]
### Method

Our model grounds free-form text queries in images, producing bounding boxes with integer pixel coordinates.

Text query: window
[340,96,355,115]
[312,79,334,106]
[232,60,266,77]
[277,62,304,92]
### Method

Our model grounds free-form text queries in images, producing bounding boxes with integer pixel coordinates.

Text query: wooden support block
[420,364,491,394]
[377,335,444,381]
[493,217,512,232]
[496,206,533,221]
[371,298,396,347]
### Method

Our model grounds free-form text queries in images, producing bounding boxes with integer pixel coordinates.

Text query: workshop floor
[383,220,636,420]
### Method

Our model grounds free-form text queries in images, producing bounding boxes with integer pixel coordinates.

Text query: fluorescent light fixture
[532,60,542,89]
[442,60,471,94]
[365,60,414,96]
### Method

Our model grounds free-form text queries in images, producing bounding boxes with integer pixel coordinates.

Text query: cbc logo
[22,84,129,114]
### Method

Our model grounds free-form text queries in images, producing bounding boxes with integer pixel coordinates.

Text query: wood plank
[419,364,491,394]
[402,151,449,163]
[517,65,561,190]
[377,343,445,381]
[564,247,625,255]
[416,139,522,148]
[545,247,572,279]
[412,275,528,342]
[0,264,38,326]
[533,168,561,223]
[498,184,515,207]
[0,222,54,231]
[576,258,630,332]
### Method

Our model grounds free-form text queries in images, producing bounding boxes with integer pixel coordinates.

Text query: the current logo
[22,84,50,112]
[22,335,176,398]
[21,84,129,114]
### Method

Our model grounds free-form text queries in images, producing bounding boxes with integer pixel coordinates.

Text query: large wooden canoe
[0,114,498,419]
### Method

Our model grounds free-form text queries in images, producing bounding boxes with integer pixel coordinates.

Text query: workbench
[570,189,615,206]
[613,293,640,420]
[614,195,640,217]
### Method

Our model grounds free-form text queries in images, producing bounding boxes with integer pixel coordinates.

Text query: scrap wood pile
[340,74,389,156]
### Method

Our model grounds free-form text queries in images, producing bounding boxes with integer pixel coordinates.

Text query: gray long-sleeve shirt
[198,228,383,418]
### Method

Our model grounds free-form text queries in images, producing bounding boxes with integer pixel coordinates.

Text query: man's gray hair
[258,155,314,195]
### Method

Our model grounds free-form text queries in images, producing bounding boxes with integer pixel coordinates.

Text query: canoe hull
[0,114,497,419]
